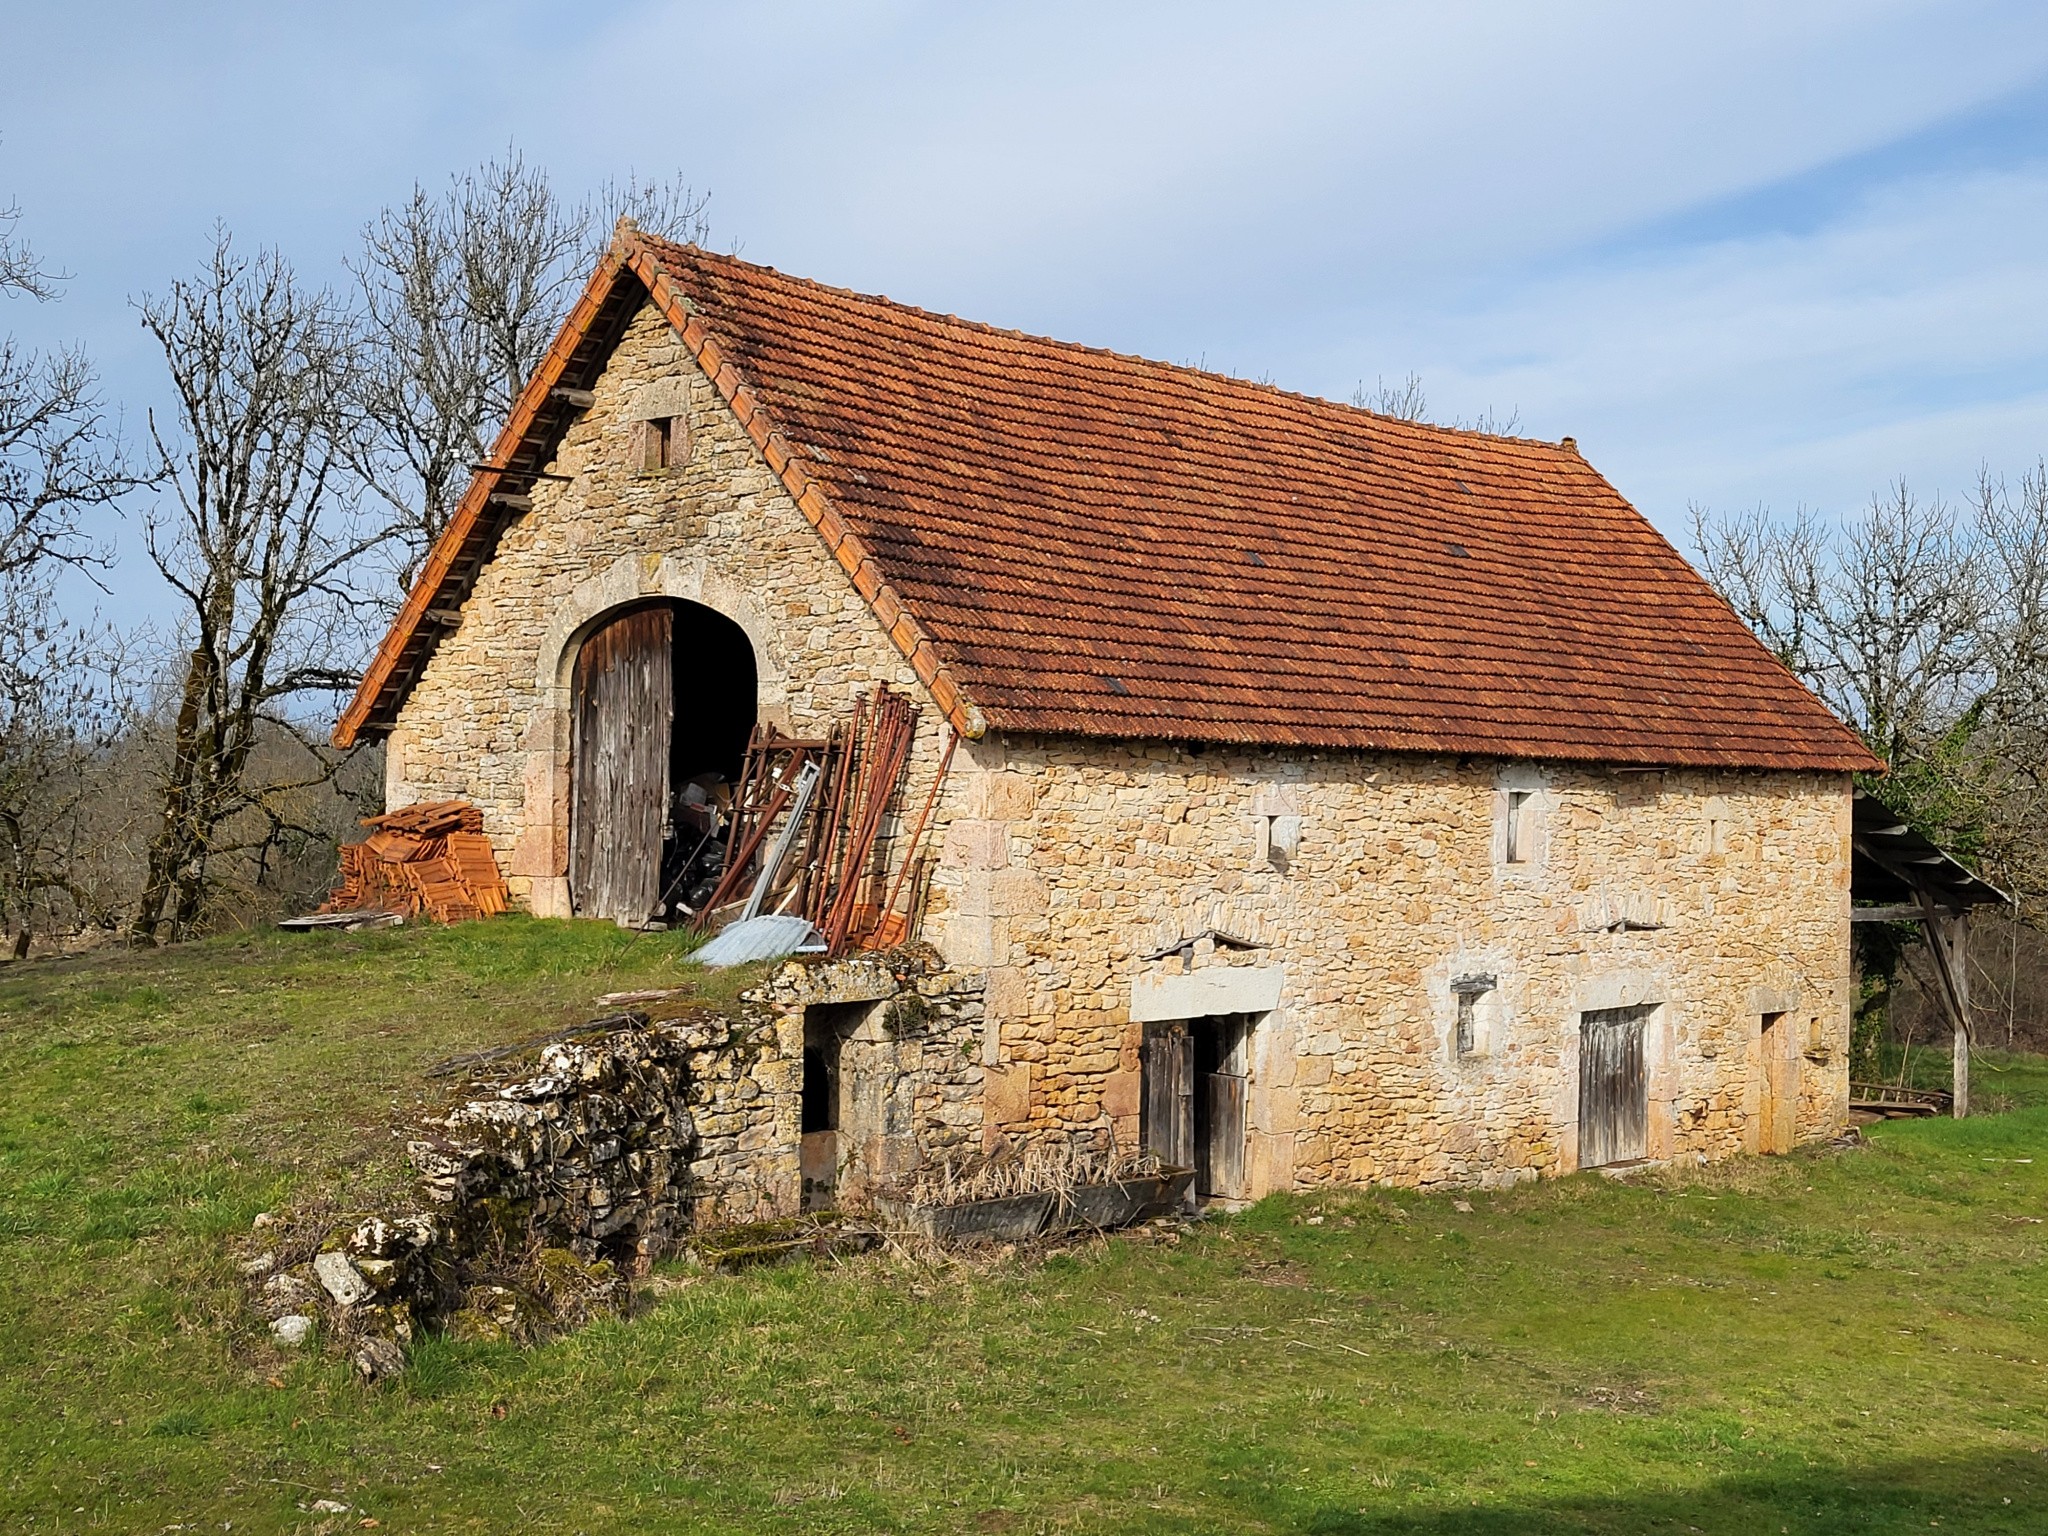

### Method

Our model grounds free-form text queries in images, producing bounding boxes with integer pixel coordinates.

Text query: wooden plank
[1579,1007,1647,1167]
[569,606,674,924]
[1850,905,1930,923]
[1759,1011,1797,1155]
[1202,1071,1247,1200]
[1142,1021,1194,1178]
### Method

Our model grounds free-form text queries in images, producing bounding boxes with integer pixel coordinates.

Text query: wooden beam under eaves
[1849,904,1934,923]
[550,386,596,410]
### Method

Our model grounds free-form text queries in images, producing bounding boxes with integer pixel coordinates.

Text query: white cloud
[1361,163,2048,534]
[7,0,2048,611]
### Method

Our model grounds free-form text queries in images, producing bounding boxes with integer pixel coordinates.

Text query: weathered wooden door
[1759,1011,1798,1155]
[1141,1021,1194,1177]
[569,606,673,924]
[1578,1006,1648,1168]
[1198,1016,1250,1200]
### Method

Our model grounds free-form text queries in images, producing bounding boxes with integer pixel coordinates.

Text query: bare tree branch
[130,228,397,941]
[349,151,712,579]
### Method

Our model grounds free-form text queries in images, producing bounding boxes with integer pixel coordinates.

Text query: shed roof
[337,228,1877,773]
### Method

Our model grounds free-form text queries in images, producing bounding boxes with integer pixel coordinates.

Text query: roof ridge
[638,234,1577,458]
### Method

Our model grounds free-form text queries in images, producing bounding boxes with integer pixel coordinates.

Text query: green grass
[1873,1040,2048,1113]
[2,923,2045,1533]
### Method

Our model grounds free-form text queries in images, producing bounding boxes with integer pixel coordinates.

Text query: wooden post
[1949,911,1970,1119]
[1921,901,1971,1119]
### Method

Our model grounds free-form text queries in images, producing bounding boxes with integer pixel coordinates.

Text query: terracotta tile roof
[338,229,1876,773]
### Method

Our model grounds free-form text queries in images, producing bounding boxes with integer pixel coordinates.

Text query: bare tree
[1692,479,2048,1071]
[1692,485,1994,774]
[1351,371,1522,436]
[0,195,60,301]
[351,152,711,574]
[0,584,127,954]
[2,187,130,582]
[130,231,397,941]
[0,186,137,955]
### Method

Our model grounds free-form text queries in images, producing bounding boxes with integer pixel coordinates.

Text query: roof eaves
[624,233,987,741]
[333,243,636,748]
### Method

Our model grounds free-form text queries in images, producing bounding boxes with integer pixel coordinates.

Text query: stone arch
[515,552,789,917]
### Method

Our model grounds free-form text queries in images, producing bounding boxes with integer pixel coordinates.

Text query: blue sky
[8,0,2048,620]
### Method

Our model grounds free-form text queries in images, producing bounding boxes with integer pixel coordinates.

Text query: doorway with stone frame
[1578,1004,1651,1168]
[1141,1014,1254,1205]
[1757,1010,1799,1154]
[566,598,756,925]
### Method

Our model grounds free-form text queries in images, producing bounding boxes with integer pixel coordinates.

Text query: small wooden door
[569,606,673,924]
[1197,1016,1250,1200]
[1759,1011,1798,1155]
[1579,1006,1648,1168]
[1141,1021,1194,1175]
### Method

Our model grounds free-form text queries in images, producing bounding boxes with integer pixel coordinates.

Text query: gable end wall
[384,298,959,917]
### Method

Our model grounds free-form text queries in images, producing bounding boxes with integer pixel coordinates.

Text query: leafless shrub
[1351,371,1521,435]
[892,1139,1166,1207]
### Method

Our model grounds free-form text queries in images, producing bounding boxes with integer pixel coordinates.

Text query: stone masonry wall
[380,289,1855,1196]
[928,738,1853,1192]
[407,949,985,1249]
[383,297,959,917]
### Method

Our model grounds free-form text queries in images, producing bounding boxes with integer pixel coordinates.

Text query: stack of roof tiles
[323,801,510,925]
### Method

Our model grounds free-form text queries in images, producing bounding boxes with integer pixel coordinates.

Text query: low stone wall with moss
[241,948,988,1379]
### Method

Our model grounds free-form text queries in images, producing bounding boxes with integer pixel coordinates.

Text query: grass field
[2,920,2045,1534]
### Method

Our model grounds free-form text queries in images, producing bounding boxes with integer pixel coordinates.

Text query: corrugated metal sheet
[694,915,824,969]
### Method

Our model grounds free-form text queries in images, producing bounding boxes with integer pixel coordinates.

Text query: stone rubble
[241,949,989,1382]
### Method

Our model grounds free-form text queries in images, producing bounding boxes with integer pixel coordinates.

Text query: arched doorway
[568,600,757,924]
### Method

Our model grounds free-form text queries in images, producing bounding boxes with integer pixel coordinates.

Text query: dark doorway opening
[800,1002,859,1211]
[1142,1014,1253,1205]
[1579,1005,1650,1168]
[568,599,756,925]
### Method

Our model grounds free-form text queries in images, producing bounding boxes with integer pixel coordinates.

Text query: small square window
[634,416,678,473]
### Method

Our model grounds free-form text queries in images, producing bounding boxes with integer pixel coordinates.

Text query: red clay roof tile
[337,231,1876,773]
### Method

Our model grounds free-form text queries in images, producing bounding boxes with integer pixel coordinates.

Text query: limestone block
[983,965,1028,1020]
[1248,1130,1295,1198]
[984,772,1039,821]
[983,1062,1032,1125]
[989,868,1050,918]
[943,819,1010,872]
[940,915,1008,969]
[1101,1068,1141,1120]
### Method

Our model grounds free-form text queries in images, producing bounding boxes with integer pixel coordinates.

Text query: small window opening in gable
[633,416,679,474]
[1452,973,1498,1059]
[1505,790,1534,864]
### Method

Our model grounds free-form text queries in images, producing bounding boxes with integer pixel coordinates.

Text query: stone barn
[335,223,1878,1209]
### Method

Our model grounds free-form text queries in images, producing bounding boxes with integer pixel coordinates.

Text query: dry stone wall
[247,950,986,1379]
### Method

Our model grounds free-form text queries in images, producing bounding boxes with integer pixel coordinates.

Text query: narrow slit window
[1452,973,1497,1059]
[1505,790,1533,863]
